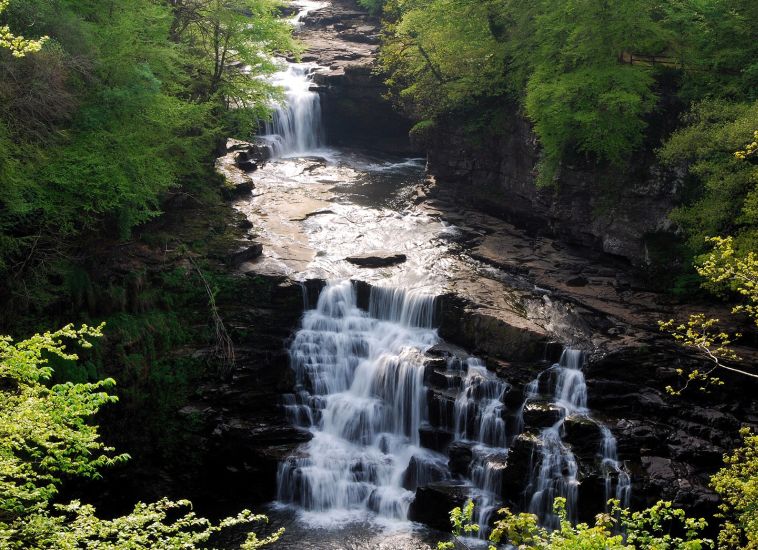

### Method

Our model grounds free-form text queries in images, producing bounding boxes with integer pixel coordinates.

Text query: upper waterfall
[262,63,325,158]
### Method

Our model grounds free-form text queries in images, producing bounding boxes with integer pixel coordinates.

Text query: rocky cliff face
[425,116,681,267]
[300,0,418,154]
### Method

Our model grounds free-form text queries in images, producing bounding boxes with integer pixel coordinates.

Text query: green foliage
[380,0,665,182]
[380,0,757,187]
[0,324,282,548]
[0,0,293,277]
[0,0,47,56]
[659,139,758,393]
[437,499,479,548]
[662,0,758,101]
[659,101,758,254]
[438,498,711,550]
[357,0,385,15]
[520,0,663,183]
[381,0,507,120]
[711,428,758,549]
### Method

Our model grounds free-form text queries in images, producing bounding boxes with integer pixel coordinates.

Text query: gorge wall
[424,116,683,268]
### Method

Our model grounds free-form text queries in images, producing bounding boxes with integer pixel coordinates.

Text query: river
[232,2,630,547]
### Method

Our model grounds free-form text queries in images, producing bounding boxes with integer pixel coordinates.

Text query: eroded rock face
[424,116,680,267]
[175,276,312,509]
[408,481,471,531]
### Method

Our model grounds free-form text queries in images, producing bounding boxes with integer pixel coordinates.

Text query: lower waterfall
[277,281,444,521]
[277,281,631,529]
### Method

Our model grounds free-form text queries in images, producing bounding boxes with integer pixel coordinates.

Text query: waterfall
[262,63,324,158]
[277,281,448,521]
[524,351,583,528]
[278,284,631,530]
[521,350,630,528]
[452,358,511,532]
[600,426,632,509]
[258,0,326,158]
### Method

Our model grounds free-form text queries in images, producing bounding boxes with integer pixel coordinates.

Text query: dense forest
[369,0,757,258]
[0,0,293,306]
[1,0,758,548]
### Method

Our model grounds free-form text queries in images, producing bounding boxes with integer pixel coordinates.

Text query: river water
[234,2,630,547]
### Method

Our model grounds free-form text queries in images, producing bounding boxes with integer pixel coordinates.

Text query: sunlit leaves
[438,498,712,549]
[0,0,47,57]
[711,428,758,549]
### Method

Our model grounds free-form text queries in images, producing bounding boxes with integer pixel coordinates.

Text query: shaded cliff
[423,113,683,269]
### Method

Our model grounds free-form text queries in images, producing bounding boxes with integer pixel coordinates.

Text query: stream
[234,2,631,547]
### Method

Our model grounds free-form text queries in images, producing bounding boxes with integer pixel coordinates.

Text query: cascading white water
[600,426,632,509]
[258,0,326,158]
[277,281,449,522]
[522,349,630,528]
[524,350,583,527]
[278,284,631,530]
[452,358,511,532]
[262,63,324,158]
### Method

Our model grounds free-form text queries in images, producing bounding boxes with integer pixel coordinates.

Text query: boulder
[345,251,407,268]
[563,415,603,460]
[220,178,255,200]
[427,388,457,430]
[401,455,449,491]
[419,425,454,453]
[408,481,471,531]
[501,433,541,498]
[521,400,564,429]
[229,243,263,266]
[448,441,474,477]
[566,275,589,287]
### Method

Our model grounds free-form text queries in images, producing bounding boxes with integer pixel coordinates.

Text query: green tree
[0,0,294,291]
[711,428,758,549]
[0,324,282,548]
[659,102,758,254]
[659,129,758,394]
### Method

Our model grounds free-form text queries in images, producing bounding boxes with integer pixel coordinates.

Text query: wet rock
[408,481,471,531]
[565,275,589,287]
[402,455,449,491]
[438,294,548,363]
[235,158,259,173]
[448,441,474,477]
[221,179,255,200]
[576,475,609,523]
[419,425,454,453]
[228,243,263,266]
[668,433,725,468]
[427,388,457,430]
[501,433,541,497]
[423,361,450,389]
[521,400,564,429]
[427,342,470,361]
[345,251,407,267]
[563,415,603,460]
[641,456,676,486]
[226,137,271,161]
